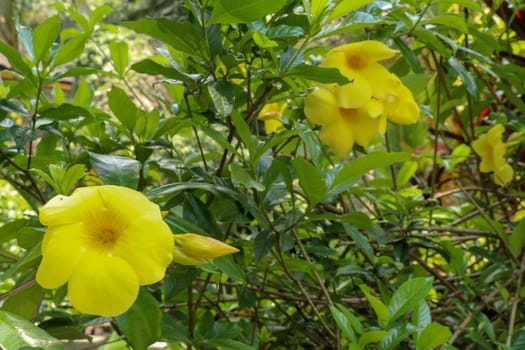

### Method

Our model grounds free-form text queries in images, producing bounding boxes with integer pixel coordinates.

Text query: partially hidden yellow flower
[257,102,286,134]
[36,185,174,317]
[172,233,239,265]
[471,124,513,185]
[304,40,420,156]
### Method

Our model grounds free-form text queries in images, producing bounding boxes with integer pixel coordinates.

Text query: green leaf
[88,152,140,189]
[0,310,64,350]
[378,324,416,350]
[231,110,255,155]
[327,0,375,22]
[205,339,256,350]
[292,157,327,206]
[208,80,235,117]
[210,255,246,282]
[387,277,433,326]
[109,41,129,75]
[253,31,279,48]
[329,304,358,343]
[330,151,410,192]
[1,283,43,320]
[359,284,389,329]
[131,59,197,85]
[286,64,351,84]
[345,223,375,263]
[510,219,525,258]
[89,4,113,29]
[448,56,477,96]
[54,35,88,66]
[40,103,93,121]
[416,322,451,350]
[393,37,423,74]
[122,19,204,57]
[0,40,33,78]
[116,289,162,350]
[359,330,392,348]
[448,144,471,170]
[62,164,86,194]
[33,15,60,64]
[412,300,432,334]
[210,0,287,24]
[422,14,468,33]
[107,85,138,130]
[230,163,265,191]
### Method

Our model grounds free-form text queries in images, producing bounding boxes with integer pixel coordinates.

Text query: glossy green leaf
[359,330,392,348]
[330,151,410,193]
[416,322,451,350]
[33,15,60,64]
[510,219,525,258]
[345,223,375,263]
[88,152,140,189]
[327,0,375,22]
[40,103,93,121]
[210,255,246,282]
[109,41,129,75]
[206,339,256,350]
[210,0,287,24]
[116,289,162,350]
[422,15,468,33]
[1,283,43,320]
[286,64,351,84]
[208,80,235,117]
[0,40,33,78]
[0,310,64,350]
[359,284,389,329]
[54,35,88,66]
[387,277,433,326]
[107,85,138,130]
[230,163,265,191]
[329,304,358,343]
[292,157,326,206]
[448,56,477,96]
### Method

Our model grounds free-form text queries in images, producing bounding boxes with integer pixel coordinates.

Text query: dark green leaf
[287,64,350,84]
[510,219,525,258]
[131,59,197,85]
[0,40,33,78]
[88,152,140,189]
[208,80,235,117]
[0,310,64,350]
[292,157,326,206]
[448,56,477,96]
[230,163,265,191]
[211,255,246,282]
[116,289,162,350]
[210,0,287,24]
[40,104,92,121]
[1,283,43,320]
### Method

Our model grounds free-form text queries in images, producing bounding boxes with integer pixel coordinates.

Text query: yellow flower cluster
[257,102,286,134]
[37,185,238,316]
[304,41,420,156]
[471,124,513,185]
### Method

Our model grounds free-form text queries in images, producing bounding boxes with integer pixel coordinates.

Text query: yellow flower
[471,124,513,185]
[36,185,174,316]
[257,102,285,134]
[321,40,398,109]
[304,41,419,156]
[172,233,239,265]
[304,86,384,155]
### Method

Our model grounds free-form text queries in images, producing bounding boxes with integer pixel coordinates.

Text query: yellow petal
[383,75,419,124]
[36,224,83,289]
[334,75,372,109]
[257,103,280,120]
[113,216,174,285]
[361,64,398,99]
[494,163,513,185]
[333,40,398,64]
[304,87,339,126]
[343,110,381,147]
[264,118,283,134]
[174,233,239,260]
[471,135,489,159]
[95,185,162,222]
[39,189,101,226]
[67,253,139,317]
[319,119,355,156]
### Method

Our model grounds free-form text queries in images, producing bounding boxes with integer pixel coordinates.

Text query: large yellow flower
[304,41,420,156]
[304,86,384,155]
[321,40,398,109]
[471,124,513,185]
[36,185,174,317]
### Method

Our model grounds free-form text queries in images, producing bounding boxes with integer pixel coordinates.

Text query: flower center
[346,53,364,70]
[95,228,119,246]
